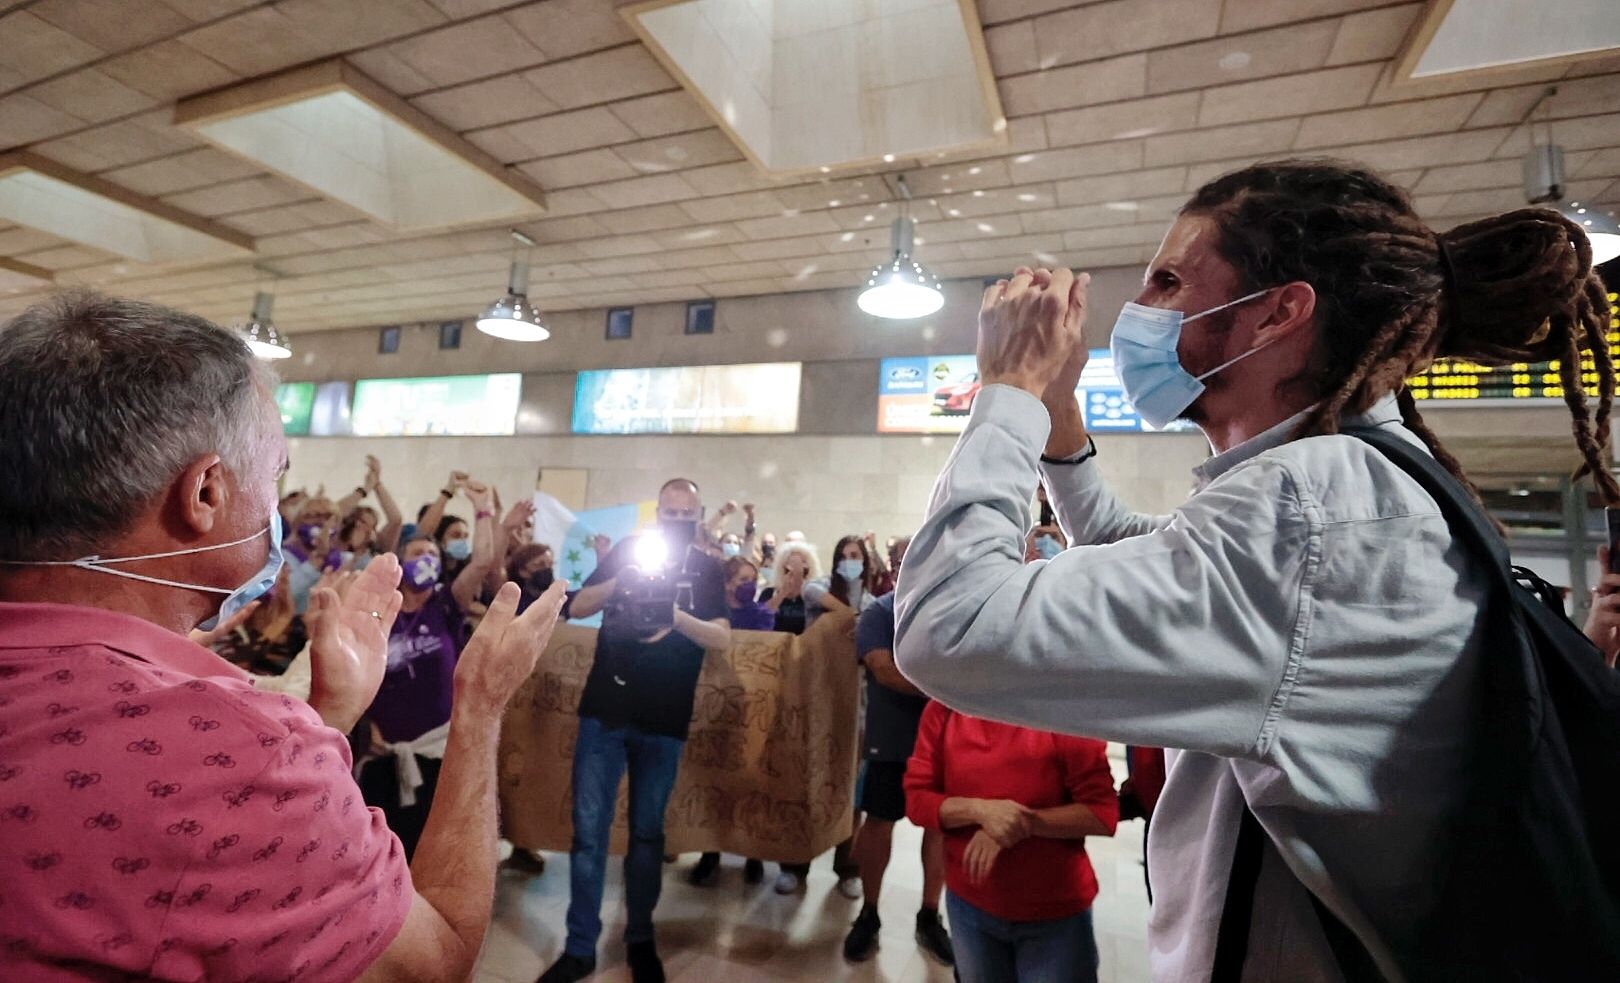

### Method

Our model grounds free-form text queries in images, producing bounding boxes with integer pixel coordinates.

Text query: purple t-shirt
[369,585,466,742]
[728,602,777,631]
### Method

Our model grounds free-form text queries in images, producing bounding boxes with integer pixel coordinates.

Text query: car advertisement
[877,353,1193,434]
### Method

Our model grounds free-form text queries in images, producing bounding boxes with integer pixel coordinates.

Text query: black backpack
[1214,426,1620,982]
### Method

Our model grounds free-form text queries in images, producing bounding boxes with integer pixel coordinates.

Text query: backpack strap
[1341,426,1513,581]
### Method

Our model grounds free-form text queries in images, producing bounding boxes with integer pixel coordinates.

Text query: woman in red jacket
[905,700,1118,983]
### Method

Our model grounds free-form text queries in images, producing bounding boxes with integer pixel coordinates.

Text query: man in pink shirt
[0,291,567,981]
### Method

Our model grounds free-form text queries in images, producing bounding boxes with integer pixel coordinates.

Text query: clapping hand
[454,579,568,715]
[978,267,1090,398]
[305,554,404,733]
[363,455,381,493]
[188,600,261,648]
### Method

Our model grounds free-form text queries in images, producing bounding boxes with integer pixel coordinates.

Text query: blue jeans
[946,891,1098,983]
[564,716,686,958]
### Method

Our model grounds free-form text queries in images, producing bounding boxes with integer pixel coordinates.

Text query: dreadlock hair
[1183,158,1618,505]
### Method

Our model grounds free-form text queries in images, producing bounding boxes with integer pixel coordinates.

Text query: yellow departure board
[1410,292,1620,402]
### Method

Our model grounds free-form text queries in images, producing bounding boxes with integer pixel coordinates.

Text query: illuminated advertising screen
[1411,295,1619,403]
[572,362,801,434]
[274,382,315,436]
[878,353,1193,434]
[350,373,521,436]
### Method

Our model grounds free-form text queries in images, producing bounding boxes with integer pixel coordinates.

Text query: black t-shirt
[577,534,728,739]
[758,587,807,635]
[856,592,928,762]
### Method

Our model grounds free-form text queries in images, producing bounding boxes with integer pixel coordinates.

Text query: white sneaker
[774,870,802,895]
[836,876,862,900]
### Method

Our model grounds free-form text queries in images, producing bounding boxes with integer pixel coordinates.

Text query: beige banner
[497,611,860,863]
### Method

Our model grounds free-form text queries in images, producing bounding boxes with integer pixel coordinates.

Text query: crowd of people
[4,158,1620,983]
[235,460,1128,982]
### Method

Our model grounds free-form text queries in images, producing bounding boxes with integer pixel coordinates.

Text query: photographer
[540,477,731,983]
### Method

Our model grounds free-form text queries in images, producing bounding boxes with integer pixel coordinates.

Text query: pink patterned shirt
[0,602,411,981]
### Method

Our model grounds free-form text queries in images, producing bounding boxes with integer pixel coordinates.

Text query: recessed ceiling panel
[1400,0,1620,81]
[175,60,547,233]
[625,0,1007,176]
[0,152,254,265]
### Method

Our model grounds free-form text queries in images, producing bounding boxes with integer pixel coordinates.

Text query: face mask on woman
[836,559,864,582]
[444,538,472,561]
[403,553,441,590]
[733,582,756,605]
[721,541,742,558]
[527,568,554,594]
[1035,534,1063,560]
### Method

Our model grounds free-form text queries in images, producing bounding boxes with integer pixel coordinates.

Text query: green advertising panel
[275,382,315,436]
[351,373,522,436]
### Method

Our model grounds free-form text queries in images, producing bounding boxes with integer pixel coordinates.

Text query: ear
[1251,281,1317,346]
[175,454,229,536]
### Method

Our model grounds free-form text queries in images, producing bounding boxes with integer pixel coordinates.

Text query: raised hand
[978,267,1090,397]
[305,553,404,733]
[719,500,739,517]
[188,600,260,649]
[363,455,381,492]
[464,479,494,513]
[1584,547,1620,668]
[592,533,613,561]
[453,579,568,715]
[501,499,536,534]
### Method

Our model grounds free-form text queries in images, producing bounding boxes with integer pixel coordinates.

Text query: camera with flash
[612,533,697,635]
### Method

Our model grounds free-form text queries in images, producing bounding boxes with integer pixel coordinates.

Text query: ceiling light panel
[0,152,254,265]
[175,60,546,234]
[1399,0,1620,82]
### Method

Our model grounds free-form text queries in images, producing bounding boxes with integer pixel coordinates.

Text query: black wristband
[354,486,367,496]
[439,488,454,499]
[1040,437,1097,466]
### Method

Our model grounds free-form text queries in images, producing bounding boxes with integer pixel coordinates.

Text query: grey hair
[0,290,276,560]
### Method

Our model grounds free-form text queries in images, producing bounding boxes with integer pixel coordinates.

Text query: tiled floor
[475,755,1153,983]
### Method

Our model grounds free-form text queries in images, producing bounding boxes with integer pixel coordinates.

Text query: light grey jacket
[894,384,1488,982]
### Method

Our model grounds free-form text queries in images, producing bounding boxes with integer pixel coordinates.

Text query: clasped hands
[963,798,1037,885]
[979,266,1093,406]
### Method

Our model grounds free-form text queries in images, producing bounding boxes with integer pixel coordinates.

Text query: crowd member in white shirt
[894,159,1619,982]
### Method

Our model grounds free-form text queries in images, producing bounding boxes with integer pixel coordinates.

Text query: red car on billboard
[932,372,981,414]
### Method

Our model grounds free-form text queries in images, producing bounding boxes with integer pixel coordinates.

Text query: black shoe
[537,952,595,983]
[915,908,955,966]
[627,940,665,983]
[688,852,720,887]
[843,905,881,962]
[744,858,765,884]
[506,849,546,876]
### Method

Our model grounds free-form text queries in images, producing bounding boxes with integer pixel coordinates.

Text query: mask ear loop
[0,524,271,568]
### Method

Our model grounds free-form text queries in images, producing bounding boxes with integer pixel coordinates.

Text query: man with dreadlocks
[892,158,1616,981]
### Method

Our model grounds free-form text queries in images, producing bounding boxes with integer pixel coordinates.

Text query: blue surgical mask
[721,542,742,558]
[1110,288,1275,430]
[836,559,864,582]
[1035,534,1063,560]
[445,538,472,561]
[2,512,284,632]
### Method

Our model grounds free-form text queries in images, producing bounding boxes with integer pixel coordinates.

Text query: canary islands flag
[530,492,657,592]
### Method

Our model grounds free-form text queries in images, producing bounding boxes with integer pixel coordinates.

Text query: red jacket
[905,701,1118,922]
